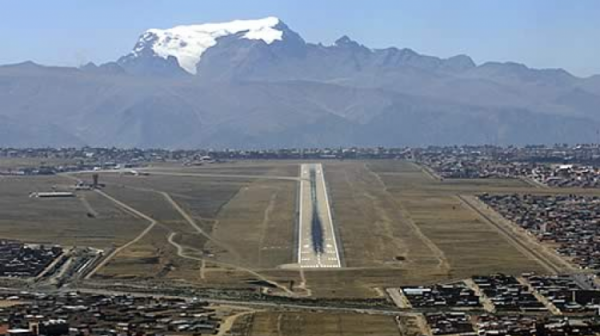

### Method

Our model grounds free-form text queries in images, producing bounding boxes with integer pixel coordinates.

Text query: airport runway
[298,163,341,268]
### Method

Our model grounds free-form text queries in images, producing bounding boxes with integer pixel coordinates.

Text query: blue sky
[2,0,599,77]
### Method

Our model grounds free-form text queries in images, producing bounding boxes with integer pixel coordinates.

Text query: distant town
[5,145,600,189]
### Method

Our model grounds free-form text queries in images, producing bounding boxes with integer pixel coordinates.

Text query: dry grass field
[148,160,300,177]
[239,311,402,336]
[95,224,176,280]
[0,175,147,248]
[70,164,298,286]
[210,178,297,268]
[366,160,547,277]
[324,161,441,269]
[0,158,78,170]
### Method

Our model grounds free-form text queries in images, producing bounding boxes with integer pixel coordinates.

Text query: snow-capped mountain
[117,16,483,81]
[120,17,286,74]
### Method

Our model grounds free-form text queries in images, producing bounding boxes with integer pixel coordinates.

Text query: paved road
[298,164,341,268]
[0,285,414,316]
[62,287,411,316]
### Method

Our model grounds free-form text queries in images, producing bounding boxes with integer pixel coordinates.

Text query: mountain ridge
[1,17,599,148]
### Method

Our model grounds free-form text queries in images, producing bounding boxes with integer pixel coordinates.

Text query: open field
[0,175,147,248]
[324,161,441,270]
[79,172,252,218]
[211,178,296,268]
[367,160,547,277]
[0,158,79,170]
[77,169,297,285]
[147,160,300,177]
[95,224,177,280]
[237,311,402,336]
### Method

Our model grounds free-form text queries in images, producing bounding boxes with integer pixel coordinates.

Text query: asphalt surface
[298,164,341,268]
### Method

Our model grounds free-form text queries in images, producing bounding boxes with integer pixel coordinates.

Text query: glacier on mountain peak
[131,17,284,74]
